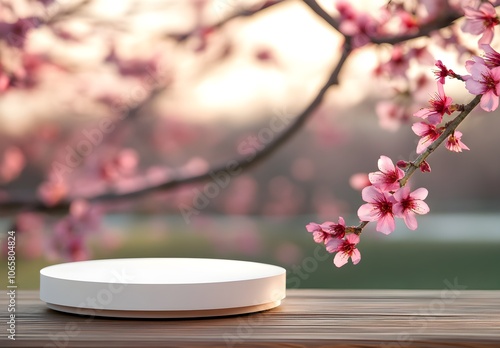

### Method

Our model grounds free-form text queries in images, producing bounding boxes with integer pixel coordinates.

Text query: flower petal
[480,90,499,111]
[357,203,379,221]
[393,202,404,217]
[393,186,410,201]
[376,214,395,235]
[378,155,395,173]
[412,200,430,215]
[479,28,494,45]
[312,231,327,244]
[412,122,429,136]
[465,79,486,95]
[403,211,418,230]
[410,187,428,200]
[361,185,383,203]
[333,252,349,268]
[306,222,321,233]
[345,233,360,245]
[325,238,342,253]
[351,249,361,265]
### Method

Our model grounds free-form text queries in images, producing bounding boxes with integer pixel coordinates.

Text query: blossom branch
[352,94,481,234]
[399,95,482,187]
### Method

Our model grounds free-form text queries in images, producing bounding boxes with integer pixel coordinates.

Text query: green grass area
[4,230,500,290]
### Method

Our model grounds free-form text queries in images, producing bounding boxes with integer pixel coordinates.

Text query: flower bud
[419,161,431,173]
[396,160,408,169]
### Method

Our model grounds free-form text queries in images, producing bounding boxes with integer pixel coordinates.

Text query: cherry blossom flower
[357,186,396,235]
[0,69,9,93]
[336,2,378,48]
[461,2,499,45]
[397,10,419,33]
[47,200,102,261]
[368,156,404,192]
[464,60,500,111]
[100,148,139,181]
[446,131,470,152]
[393,186,430,230]
[325,234,361,268]
[306,222,335,244]
[375,101,408,131]
[433,60,457,84]
[306,218,346,244]
[321,217,347,240]
[412,122,443,154]
[37,180,68,206]
[414,83,453,124]
[379,45,411,78]
[0,146,25,183]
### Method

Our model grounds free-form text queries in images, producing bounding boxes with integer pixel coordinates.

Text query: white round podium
[40,258,286,318]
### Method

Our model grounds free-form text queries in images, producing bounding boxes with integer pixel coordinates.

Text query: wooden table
[2,289,500,347]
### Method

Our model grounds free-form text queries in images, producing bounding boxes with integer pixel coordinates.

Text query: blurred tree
[0,0,499,260]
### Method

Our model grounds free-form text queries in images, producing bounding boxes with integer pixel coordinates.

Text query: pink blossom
[464,60,500,111]
[368,156,404,192]
[336,2,378,48]
[305,222,327,243]
[47,200,101,261]
[397,10,419,33]
[306,219,342,244]
[433,60,457,84]
[375,101,408,131]
[37,180,68,206]
[461,2,499,45]
[100,148,139,181]
[446,131,470,152]
[349,173,371,191]
[321,217,347,239]
[413,83,453,124]
[379,45,411,78]
[409,46,435,66]
[0,146,25,183]
[393,187,430,230]
[357,186,396,235]
[325,234,361,268]
[0,68,9,93]
[412,122,443,154]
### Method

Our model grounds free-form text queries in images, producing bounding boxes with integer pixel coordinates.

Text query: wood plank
[1,290,499,347]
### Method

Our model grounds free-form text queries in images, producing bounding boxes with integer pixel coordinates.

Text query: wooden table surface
[2,289,500,347]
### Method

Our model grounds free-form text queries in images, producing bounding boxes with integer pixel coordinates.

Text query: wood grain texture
[2,289,500,347]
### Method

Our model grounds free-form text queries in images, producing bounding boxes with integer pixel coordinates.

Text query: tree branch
[0,42,353,215]
[302,0,462,45]
[167,0,285,42]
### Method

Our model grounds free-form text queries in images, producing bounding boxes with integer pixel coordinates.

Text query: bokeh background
[1,0,499,289]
